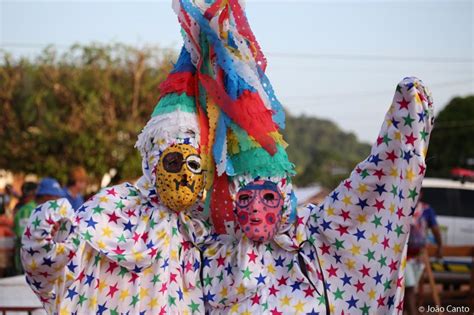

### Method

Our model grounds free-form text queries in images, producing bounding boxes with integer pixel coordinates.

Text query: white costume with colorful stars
[21,48,213,314]
[202,78,434,315]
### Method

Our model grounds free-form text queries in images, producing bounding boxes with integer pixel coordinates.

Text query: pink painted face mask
[235,180,284,242]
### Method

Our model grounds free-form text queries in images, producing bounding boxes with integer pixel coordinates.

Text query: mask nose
[180,174,188,186]
[246,192,262,213]
[244,189,260,214]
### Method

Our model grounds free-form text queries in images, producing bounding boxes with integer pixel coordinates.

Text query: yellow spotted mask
[154,144,204,212]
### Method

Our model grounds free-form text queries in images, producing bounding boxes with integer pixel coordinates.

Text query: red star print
[303,286,315,297]
[373,168,385,180]
[377,295,386,307]
[107,211,120,224]
[340,209,351,221]
[269,285,279,296]
[296,216,304,226]
[112,246,125,255]
[181,241,192,251]
[389,260,398,273]
[216,255,226,267]
[336,224,349,236]
[150,196,159,204]
[106,261,118,274]
[385,150,398,163]
[148,247,158,259]
[396,207,405,220]
[418,163,426,175]
[74,216,81,224]
[39,271,51,278]
[106,283,119,298]
[141,231,149,243]
[382,237,390,250]
[418,92,426,102]
[354,280,365,292]
[24,227,32,239]
[132,232,141,244]
[397,276,404,288]
[67,250,76,260]
[45,216,55,226]
[377,135,384,146]
[319,243,331,255]
[247,250,258,263]
[106,188,118,196]
[169,272,178,283]
[159,283,167,294]
[128,272,139,284]
[76,271,86,282]
[277,276,288,286]
[343,180,352,190]
[374,199,385,212]
[405,132,417,146]
[270,307,283,315]
[251,293,261,305]
[326,265,338,277]
[125,209,136,217]
[397,300,404,313]
[397,97,410,110]
[184,261,193,272]
[359,265,370,277]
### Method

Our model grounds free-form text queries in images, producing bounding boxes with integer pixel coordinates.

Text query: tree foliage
[0,44,174,184]
[426,95,474,178]
[0,44,371,188]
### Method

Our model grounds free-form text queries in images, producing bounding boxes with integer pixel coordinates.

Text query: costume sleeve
[21,198,81,308]
[306,77,434,314]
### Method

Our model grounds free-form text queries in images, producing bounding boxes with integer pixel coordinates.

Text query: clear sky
[1,0,473,142]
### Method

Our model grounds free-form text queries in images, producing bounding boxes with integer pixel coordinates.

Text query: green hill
[284,114,370,188]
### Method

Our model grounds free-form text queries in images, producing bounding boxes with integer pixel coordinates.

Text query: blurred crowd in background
[0,167,87,277]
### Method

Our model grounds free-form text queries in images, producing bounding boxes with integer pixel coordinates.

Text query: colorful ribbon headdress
[135,47,202,196]
[169,0,295,233]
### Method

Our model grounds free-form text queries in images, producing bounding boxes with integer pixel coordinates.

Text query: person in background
[13,182,38,275]
[13,178,64,274]
[0,185,18,277]
[63,166,87,210]
[404,192,443,314]
[13,182,38,236]
[0,184,20,216]
[13,182,38,215]
[0,194,8,217]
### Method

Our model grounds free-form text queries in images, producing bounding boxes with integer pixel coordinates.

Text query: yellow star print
[280,295,291,306]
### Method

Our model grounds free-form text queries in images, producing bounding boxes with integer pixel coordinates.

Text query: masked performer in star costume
[170,1,435,314]
[21,47,215,314]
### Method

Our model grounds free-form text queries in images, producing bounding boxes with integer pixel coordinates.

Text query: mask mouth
[249,217,262,225]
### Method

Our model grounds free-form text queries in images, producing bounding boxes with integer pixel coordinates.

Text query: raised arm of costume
[21,198,80,310]
[306,77,434,314]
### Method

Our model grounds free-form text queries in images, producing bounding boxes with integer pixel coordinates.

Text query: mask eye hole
[163,152,184,173]
[236,192,253,207]
[239,194,250,202]
[186,155,202,174]
[263,193,275,201]
[259,189,282,207]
